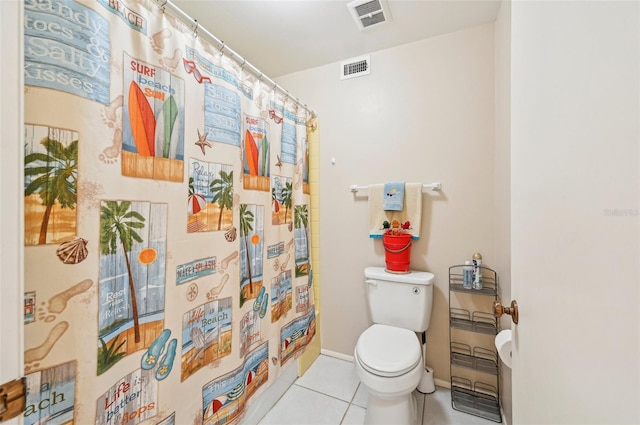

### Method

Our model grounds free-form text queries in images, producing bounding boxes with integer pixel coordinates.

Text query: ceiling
[170,0,502,78]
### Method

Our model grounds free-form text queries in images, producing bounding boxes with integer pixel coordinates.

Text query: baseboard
[320,348,354,362]
[433,377,450,389]
[500,406,508,425]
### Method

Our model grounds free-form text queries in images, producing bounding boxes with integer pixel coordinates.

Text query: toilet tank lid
[365,267,434,286]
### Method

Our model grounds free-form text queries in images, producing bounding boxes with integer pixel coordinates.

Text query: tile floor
[258,354,498,425]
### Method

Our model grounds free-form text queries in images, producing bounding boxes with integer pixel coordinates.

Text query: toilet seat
[355,324,422,377]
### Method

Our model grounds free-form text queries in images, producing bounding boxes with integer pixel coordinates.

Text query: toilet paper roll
[495,329,512,369]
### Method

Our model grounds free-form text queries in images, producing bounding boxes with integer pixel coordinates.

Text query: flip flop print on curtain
[252,286,268,318]
[141,328,171,370]
[156,338,177,381]
[141,329,177,381]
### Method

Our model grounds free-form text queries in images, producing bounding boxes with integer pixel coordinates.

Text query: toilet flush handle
[365,279,377,286]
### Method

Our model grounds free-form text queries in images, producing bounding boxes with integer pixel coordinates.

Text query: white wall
[511,1,639,423]
[493,1,511,423]
[277,24,497,384]
[0,0,24,397]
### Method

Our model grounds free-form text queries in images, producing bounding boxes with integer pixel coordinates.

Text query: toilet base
[364,391,418,425]
[417,366,435,394]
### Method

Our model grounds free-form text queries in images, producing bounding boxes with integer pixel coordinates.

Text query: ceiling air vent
[340,55,371,80]
[347,0,392,30]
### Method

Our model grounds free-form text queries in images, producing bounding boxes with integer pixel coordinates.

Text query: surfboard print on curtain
[242,115,270,191]
[122,54,185,182]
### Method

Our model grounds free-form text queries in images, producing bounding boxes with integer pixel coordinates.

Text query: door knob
[493,300,519,324]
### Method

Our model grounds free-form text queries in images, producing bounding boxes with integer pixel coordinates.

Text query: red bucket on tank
[382,233,412,273]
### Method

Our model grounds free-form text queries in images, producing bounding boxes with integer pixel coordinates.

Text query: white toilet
[354,267,435,425]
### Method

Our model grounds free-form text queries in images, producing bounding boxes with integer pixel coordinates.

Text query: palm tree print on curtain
[242,115,270,191]
[239,204,264,307]
[294,205,310,278]
[187,159,233,233]
[24,125,78,245]
[210,169,233,230]
[98,200,167,374]
[271,176,292,225]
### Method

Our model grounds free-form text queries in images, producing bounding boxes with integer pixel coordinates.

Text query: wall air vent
[340,55,371,80]
[347,0,392,30]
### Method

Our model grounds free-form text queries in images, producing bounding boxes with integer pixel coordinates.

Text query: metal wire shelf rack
[450,308,498,335]
[451,376,502,423]
[448,264,502,423]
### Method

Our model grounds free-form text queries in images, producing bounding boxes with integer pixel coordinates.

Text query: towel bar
[350,183,442,193]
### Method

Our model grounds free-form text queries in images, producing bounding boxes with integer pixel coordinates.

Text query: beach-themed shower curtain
[22,0,316,423]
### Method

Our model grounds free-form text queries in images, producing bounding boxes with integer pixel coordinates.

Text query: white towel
[369,182,423,239]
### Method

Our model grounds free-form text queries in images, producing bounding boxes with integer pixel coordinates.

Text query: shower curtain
[22,0,316,423]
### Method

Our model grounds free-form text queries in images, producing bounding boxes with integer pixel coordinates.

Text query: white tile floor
[258,354,498,425]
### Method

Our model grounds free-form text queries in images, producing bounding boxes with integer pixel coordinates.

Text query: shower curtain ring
[240,59,246,70]
[160,0,167,12]
[193,19,199,37]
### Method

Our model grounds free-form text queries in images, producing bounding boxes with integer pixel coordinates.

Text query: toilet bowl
[355,267,435,425]
[354,324,423,425]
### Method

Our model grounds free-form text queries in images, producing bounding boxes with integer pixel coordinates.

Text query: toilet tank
[364,267,434,332]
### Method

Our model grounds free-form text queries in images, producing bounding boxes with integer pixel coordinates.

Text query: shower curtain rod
[152,0,316,117]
